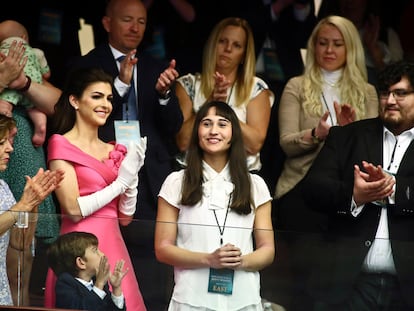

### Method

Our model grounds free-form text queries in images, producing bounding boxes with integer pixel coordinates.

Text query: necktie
[85,280,94,291]
[117,55,138,120]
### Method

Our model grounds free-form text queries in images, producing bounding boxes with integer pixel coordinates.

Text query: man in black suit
[302,60,414,310]
[71,0,183,309]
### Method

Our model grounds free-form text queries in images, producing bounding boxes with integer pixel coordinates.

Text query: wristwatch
[159,89,171,99]
[311,128,321,143]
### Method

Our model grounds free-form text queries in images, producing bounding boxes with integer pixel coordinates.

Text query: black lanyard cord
[212,194,232,246]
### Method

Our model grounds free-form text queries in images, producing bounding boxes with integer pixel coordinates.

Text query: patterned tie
[117,55,138,120]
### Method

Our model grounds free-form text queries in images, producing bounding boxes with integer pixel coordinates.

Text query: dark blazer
[55,273,125,311]
[71,43,183,219]
[302,117,414,306]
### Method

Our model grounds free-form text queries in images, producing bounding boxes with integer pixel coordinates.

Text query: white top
[0,180,15,306]
[158,162,272,310]
[177,74,274,171]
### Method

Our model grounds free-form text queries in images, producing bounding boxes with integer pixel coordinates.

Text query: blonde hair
[303,15,368,119]
[200,17,256,107]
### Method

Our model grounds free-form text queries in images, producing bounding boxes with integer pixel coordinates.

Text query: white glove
[118,187,137,216]
[77,181,124,217]
[117,137,147,189]
[77,138,146,217]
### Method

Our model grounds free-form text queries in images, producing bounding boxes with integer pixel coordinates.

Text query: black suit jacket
[55,273,125,311]
[71,43,183,220]
[302,117,414,306]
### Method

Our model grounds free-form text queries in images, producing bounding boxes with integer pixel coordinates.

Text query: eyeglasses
[379,89,414,101]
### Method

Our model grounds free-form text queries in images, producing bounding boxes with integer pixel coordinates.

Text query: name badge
[114,120,140,148]
[208,268,234,295]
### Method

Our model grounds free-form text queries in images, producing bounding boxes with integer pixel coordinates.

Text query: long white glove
[123,137,147,189]
[119,187,137,216]
[117,137,147,189]
[77,180,124,217]
[77,137,147,217]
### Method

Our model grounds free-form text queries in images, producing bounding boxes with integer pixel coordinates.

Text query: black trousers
[314,272,413,311]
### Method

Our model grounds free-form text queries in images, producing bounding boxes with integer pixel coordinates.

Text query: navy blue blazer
[55,273,125,311]
[302,117,414,306]
[72,43,183,219]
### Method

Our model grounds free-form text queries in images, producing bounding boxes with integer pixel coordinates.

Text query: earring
[74,106,79,110]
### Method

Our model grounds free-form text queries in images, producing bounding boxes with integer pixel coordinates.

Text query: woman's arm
[239,201,275,272]
[279,77,321,157]
[12,79,61,116]
[155,197,208,268]
[1,41,60,116]
[49,159,83,222]
[155,197,247,269]
[0,167,63,236]
[175,83,195,152]
[241,90,272,155]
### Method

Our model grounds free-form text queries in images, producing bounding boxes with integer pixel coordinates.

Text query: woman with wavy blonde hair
[176,17,274,172]
[303,15,369,119]
[275,15,379,230]
[273,16,379,310]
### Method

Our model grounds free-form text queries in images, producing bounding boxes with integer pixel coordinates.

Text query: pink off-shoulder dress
[44,134,146,311]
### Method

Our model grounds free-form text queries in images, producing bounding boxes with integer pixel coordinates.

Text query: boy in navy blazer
[47,231,128,311]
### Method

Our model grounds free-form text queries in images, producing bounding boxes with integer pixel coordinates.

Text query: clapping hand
[117,137,147,190]
[109,259,128,291]
[16,168,64,212]
[118,50,137,86]
[353,161,395,206]
[0,40,27,89]
[94,255,111,290]
[156,59,178,96]
[334,102,356,126]
[212,72,232,102]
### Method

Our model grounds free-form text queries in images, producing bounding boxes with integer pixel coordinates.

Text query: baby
[0,20,50,147]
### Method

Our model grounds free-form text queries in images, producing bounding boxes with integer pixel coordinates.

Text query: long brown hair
[181,101,252,215]
[51,68,113,134]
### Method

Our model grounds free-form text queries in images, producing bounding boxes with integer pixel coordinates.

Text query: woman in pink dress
[44,68,147,311]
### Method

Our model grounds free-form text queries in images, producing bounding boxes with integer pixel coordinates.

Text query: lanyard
[387,137,398,171]
[212,194,232,246]
[321,92,335,125]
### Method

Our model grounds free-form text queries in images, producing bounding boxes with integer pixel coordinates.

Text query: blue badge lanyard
[212,194,232,246]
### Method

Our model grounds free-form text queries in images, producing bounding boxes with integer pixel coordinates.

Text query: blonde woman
[176,17,274,172]
[273,15,380,310]
[275,15,379,230]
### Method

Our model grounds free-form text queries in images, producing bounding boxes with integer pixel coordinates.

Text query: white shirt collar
[202,161,234,210]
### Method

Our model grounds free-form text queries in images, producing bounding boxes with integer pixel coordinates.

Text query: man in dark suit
[302,60,414,310]
[70,0,183,309]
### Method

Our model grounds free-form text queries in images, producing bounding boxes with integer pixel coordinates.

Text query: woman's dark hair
[181,101,252,215]
[51,67,113,134]
[47,231,98,277]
